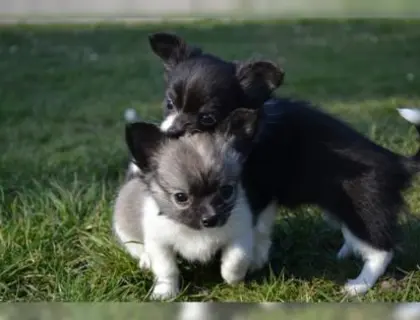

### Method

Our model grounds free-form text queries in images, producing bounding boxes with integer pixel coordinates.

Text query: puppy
[125,32,284,178]
[243,102,420,295]
[113,108,273,300]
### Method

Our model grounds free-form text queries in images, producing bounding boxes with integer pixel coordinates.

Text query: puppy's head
[148,32,284,137]
[126,108,260,230]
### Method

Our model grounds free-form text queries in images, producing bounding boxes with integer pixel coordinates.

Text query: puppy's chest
[143,194,253,264]
[171,230,226,263]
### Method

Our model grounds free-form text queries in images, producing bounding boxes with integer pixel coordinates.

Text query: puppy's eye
[198,113,216,126]
[166,98,175,110]
[174,192,189,204]
[219,185,235,201]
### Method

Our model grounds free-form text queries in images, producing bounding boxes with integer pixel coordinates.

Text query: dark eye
[198,113,216,126]
[166,98,175,110]
[174,192,189,204]
[219,185,235,201]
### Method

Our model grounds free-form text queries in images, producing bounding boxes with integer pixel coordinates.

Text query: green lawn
[0,19,420,303]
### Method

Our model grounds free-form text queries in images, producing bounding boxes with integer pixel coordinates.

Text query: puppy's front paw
[139,252,151,270]
[342,279,371,296]
[221,263,247,285]
[150,281,179,300]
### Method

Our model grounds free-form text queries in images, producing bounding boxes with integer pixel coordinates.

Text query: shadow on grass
[174,209,420,300]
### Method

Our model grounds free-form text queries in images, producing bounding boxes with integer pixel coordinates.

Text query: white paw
[342,279,371,296]
[139,252,151,270]
[150,281,179,300]
[221,263,247,285]
[337,243,352,260]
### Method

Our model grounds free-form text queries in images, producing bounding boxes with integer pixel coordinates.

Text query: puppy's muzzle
[200,211,228,228]
[201,214,220,228]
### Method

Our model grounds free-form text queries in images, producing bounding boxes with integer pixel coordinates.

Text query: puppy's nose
[201,215,220,228]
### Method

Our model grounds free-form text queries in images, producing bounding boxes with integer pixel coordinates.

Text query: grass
[0,19,420,304]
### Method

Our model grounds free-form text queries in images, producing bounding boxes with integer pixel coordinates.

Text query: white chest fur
[142,188,253,264]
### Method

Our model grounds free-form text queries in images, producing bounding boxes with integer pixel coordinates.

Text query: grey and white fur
[113,108,276,300]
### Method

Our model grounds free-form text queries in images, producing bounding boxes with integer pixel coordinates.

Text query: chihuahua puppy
[245,102,420,295]
[125,32,284,178]
[113,108,271,300]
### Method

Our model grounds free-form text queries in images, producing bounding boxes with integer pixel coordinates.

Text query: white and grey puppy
[113,108,275,300]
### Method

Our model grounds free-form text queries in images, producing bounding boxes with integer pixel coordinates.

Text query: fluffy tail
[124,108,140,123]
[398,108,420,172]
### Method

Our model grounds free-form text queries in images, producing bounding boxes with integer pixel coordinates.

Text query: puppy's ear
[235,60,284,105]
[125,122,165,172]
[218,108,260,155]
[148,33,202,71]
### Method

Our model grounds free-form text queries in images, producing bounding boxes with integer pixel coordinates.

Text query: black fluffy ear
[235,60,284,105]
[125,122,165,172]
[148,32,202,71]
[218,108,261,155]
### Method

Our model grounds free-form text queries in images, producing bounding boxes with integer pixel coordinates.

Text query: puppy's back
[113,178,147,253]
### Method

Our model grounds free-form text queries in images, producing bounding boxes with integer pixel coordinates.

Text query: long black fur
[244,98,420,251]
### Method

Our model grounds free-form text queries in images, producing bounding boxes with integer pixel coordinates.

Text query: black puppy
[125,32,284,178]
[243,101,420,295]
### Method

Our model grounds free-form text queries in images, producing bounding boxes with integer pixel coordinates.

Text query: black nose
[201,215,220,228]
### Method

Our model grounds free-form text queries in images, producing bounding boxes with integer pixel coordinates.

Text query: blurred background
[1,0,420,23]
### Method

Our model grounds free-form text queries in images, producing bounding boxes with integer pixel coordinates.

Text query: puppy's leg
[341,226,393,296]
[249,202,277,272]
[336,241,353,260]
[320,210,352,259]
[124,242,151,270]
[114,225,151,270]
[146,241,180,300]
[221,234,253,285]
